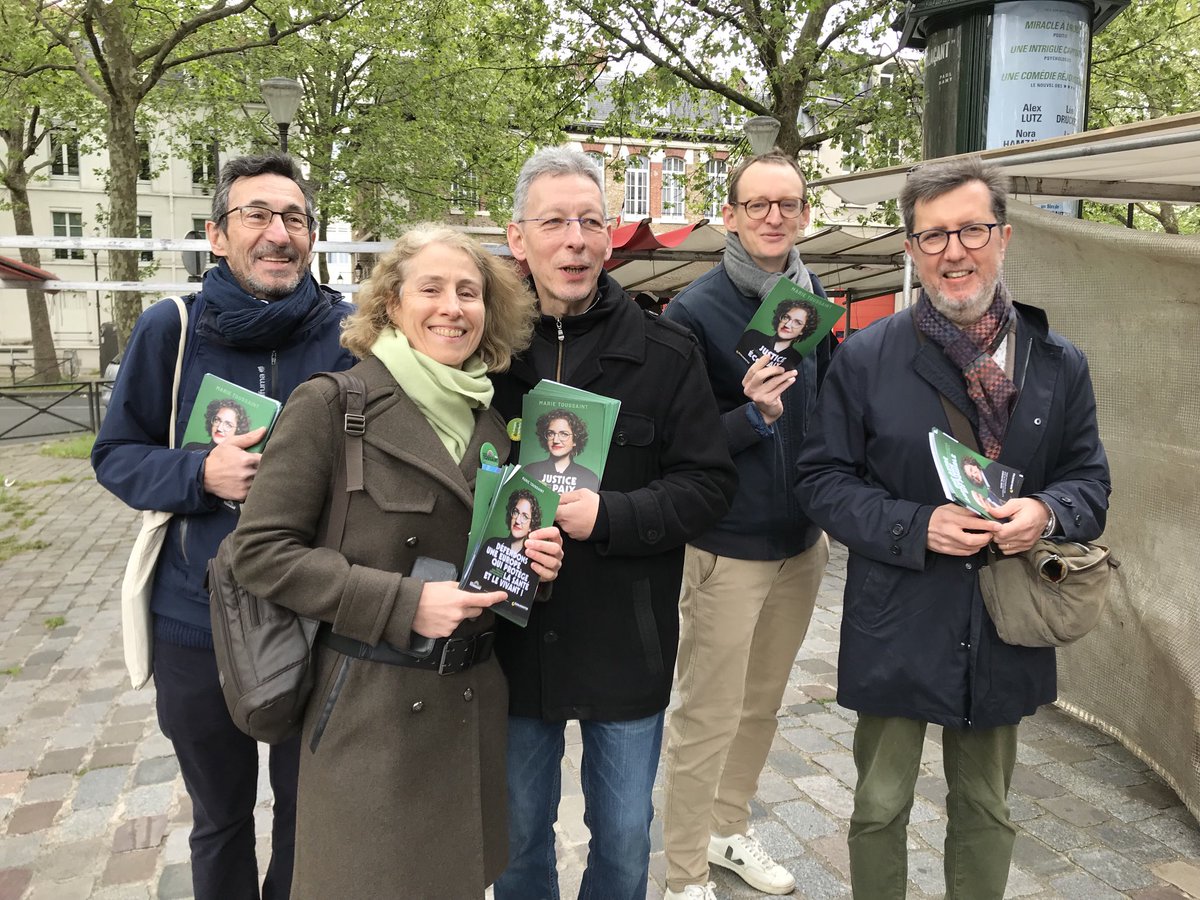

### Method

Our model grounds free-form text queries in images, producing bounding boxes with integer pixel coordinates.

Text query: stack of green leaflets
[928,428,1025,521]
[517,380,621,495]
[735,276,845,371]
[460,468,559,627]
[180,373,282,454]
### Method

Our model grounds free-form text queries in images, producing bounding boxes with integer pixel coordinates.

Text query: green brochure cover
[928,427,1025,521]
[180,373,281,454]
[460,468,560,627]
[735,277,845,371]
[517,380,620,495]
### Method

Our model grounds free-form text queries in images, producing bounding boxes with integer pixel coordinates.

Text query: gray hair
[899,157,1010,233]
[512,146,604,221]
[211,153,316,233]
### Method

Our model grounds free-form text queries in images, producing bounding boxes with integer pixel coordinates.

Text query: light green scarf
[370,326,493,462]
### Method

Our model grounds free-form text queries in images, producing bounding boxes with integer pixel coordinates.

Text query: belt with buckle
[319,629,494,675]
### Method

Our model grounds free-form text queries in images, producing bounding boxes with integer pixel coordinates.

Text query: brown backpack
[207,370,366,744]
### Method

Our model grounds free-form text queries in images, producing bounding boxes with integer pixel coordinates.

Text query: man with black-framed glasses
[660,149,836,900]
[93,152,354,900]
[796,156,1109,899]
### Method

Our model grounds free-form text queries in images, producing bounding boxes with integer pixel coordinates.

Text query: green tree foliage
[552,0,921,170]
[0,0,102,379]
[2,0,354,341]
[235,0,588,255]
[1086,0,1200,233]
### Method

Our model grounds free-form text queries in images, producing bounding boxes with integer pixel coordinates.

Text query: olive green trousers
[848,714,1018,900]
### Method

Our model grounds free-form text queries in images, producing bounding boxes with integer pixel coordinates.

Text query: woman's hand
[524,526,565,582]
[412,581,506,638]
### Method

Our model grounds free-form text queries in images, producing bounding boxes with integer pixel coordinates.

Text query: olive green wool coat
[233,355,510,899]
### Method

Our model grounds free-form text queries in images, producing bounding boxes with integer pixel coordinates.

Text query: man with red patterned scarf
[795,157,1110,900]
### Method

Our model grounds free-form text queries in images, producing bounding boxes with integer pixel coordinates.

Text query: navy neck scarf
[200,259,327,349]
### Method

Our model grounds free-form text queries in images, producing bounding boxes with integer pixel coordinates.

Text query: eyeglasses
[908,223,1000,254]
[511,510,532,523]
[517,216,611,234]
[218,205,316,235]
[213,417,238,431]
[778,313,807,328]
[544,429,573,440]
[734,198,807,220]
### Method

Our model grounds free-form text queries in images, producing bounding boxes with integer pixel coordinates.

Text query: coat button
[544,630,558,643]
[965,562,973,570]
[1059,496,1073,506]
[891,523,905,536]
[1034,417,1042,426]
[463,688,474,702]
[615,432,627,445]
[406,536,419,547]
[890,545,901,556]
[1074,514,1082,526]
[411,701,424,713]
[647,529,660,542]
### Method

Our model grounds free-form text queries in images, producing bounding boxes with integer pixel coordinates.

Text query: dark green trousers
[848,714,1018,900]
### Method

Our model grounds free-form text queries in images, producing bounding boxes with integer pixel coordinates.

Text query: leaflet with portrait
[180,373,281,454]
[516,380,620,495]
[928,428,1025,521]
[736,276,845,371]
[460,466,560,627]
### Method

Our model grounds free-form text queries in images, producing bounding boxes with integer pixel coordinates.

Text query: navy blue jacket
[662,263,834,560]
[93,285,354,645]
[795,302,1110,729]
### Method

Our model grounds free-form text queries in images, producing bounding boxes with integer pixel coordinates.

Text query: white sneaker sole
[707,847,796,895]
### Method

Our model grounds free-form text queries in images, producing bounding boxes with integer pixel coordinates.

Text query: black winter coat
[490,273,737,722]
[795,302,1110,729]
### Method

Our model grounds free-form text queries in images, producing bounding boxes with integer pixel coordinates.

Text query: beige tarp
[1004,201,1200,820]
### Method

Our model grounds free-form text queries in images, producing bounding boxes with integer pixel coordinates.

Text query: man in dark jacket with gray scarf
[795,157,1110,899]
[489,146,736,900]
[659,150,834,900]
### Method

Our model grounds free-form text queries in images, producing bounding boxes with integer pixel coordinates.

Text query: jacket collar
[357,356,507,509]
[909,298,1062,471]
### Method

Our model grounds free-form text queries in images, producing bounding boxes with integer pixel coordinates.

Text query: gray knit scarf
[723,233,812,299]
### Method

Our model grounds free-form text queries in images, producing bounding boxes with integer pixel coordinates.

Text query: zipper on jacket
[554,318,565,381]
[269,350,278,399]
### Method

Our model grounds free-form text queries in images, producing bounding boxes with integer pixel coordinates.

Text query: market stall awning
[0,255,60,291]
[607,220,909,298]
[813,110,1200,208]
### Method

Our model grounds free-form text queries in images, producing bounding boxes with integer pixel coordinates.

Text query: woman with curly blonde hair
[233,224,563,898]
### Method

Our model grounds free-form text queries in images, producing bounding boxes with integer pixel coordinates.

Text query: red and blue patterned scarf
[915,285,1017,459]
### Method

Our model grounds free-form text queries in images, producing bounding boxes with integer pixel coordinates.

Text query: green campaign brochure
[928,428,1025,521]
[517,380,621,495]
[736,276,845,371]
[181,373,281,454]
[460,467,560,627]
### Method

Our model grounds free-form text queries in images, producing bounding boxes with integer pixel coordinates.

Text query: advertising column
[985,0,1090,214]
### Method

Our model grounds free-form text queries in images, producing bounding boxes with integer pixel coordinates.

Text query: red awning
[605,219,709,271]
[0,255,60,291]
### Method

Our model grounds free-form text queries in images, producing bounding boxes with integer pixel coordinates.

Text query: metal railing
[0,380,110,442]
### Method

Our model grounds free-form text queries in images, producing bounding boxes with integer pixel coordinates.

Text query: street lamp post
[260,78,303,152]
[743,116,782,156]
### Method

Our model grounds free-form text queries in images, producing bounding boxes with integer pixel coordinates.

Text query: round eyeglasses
[908,223,1000,254]
[734,198,807,220]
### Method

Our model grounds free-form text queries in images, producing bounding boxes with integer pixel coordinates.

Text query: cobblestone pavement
[1,438,1198,899]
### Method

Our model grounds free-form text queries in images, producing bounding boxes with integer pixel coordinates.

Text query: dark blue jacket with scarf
[662,263,834,560]
[93,270,354,646]
[795,302,1110,729]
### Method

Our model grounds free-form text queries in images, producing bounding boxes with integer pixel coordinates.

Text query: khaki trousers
[662,537,828,891]
[849,714,1018,900]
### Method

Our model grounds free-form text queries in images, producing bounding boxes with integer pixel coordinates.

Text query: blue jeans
[494,712,665,900]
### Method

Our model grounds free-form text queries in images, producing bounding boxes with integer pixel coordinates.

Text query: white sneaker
[707,831,796,894]
[664,883,717,900]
